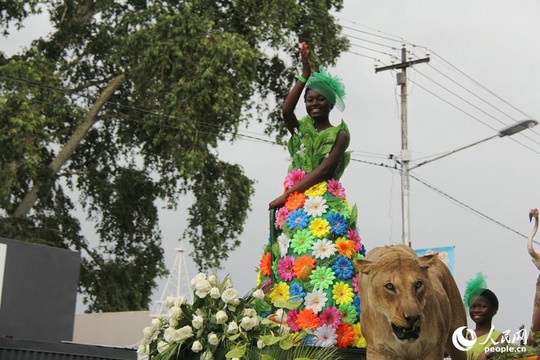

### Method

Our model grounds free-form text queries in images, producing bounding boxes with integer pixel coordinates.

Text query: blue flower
[353,295,361,319]
[289,282,306,303]
[360,243,367,256]
[286,209,309,230]
[303,334,317,347]
[326,212,347,236]
[331,256,353,279]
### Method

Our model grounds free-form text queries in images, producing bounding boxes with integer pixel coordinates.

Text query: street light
[401,119,538,247]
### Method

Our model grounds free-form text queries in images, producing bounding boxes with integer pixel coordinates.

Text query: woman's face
[304,89,333,120]
[469,296,497,325]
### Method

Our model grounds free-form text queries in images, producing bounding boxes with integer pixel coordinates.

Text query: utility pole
[375,46,429,248]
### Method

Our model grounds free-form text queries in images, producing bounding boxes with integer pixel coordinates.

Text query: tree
[0,0,348,312]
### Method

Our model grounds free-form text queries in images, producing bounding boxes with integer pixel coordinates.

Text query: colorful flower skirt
[257,174,367,349]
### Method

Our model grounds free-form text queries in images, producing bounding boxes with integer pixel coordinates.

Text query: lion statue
[354,244,466,360]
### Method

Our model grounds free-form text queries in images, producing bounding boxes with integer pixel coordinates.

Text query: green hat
[306,65,346,111]
[463,272,487,308]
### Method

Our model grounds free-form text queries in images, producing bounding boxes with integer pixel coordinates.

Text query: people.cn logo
[452,326,477,351]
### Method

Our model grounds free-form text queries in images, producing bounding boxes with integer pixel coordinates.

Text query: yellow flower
[309,218,330,238]
[256,270,262,286]
[305,182,327,197]
[332,281,354,305]
[352,323,367,348]
[270,282,290,304]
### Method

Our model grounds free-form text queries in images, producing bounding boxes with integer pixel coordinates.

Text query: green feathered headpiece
[306,65,346,111]
[463,272,487,308]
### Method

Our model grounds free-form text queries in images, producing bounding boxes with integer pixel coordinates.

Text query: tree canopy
[0,0,348,312]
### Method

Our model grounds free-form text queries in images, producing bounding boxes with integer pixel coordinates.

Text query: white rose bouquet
[139,273,340,360]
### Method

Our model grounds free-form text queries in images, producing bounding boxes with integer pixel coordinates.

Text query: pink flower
[327,179,346,198]
[284,169,306,190]
[277,256,295,281]
[287,310,300,332]
[320,306,342,329]
[352,275,360,295]
[275,207,290,230]
[347,229,362,252]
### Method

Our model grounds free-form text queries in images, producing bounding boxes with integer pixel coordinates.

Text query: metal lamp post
[401,119,538,247]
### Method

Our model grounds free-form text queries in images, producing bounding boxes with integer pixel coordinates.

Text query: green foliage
[141,272,341,360]
[490,344,540,360]
[0,0,348,312]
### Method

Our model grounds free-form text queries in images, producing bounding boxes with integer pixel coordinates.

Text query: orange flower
[293,255,316,280]
[285,192,306,211]
[296,309,321,330]
[336,238,355,259]
[260,252,272,276]
[336,322,355,348]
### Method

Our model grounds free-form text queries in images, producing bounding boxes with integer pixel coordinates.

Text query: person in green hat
[463,273,503,359]
[256,42,367,349]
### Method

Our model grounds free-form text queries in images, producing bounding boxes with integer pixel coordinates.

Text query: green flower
[339,303,358,324]
[309,266,336,290]
[291,229,316,254]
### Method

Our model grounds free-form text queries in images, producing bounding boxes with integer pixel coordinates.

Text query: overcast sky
[205,0,540,335]
[4,0,540,336]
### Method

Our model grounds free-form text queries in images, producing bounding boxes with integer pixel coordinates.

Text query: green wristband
[296,74,307,83]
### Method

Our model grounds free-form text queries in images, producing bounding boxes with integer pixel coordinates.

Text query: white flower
[137,344,149,355]
[224,278,233,289]
[201,350,214,360]
[210,287,220,299]
[314,324,338,347]
[150,317,161,330]
[191,340,203,353]
[168,305,182,320]
[243,308,257,317]
[252,289,265,300]
[278,324,290,335]
[221,288,239,304]
[169,317,178,328]
[164,327,182,343]
[274,309,287,323]
[208,332,220,346]
[177,325,194,340]
[190,273,207,290]
[257,339,265,349]
[304,196,328,217]
[227,321,239,334]
[157,340,169,354]
[215,310,228,324]
[192,315,204,329]
[208,274,218,286]
[277,233,290,257]
[240,316,257,331]
[311,238,336,259]
[174,295,187,307]
[304,289,328,313]
[165,295,175,308]
[194,279,212,298]
[142,326,155,340]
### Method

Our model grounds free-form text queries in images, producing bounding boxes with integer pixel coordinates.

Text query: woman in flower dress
[257,42,367,349]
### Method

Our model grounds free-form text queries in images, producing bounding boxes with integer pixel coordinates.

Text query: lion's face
[356,251,436,342]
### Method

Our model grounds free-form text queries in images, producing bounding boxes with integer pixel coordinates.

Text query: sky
[205,0,540,335]
[3,0,540,338]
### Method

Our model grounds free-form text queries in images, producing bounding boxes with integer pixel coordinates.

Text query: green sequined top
[287,115,351,179]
